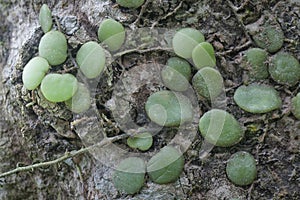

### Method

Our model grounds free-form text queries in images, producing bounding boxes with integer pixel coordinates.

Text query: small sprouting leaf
[39,4,53,33]
[147,146,184,184]
[234,84,282,113]
[226,151,257,186]
[65,83,91,113]
[127,132,153,151]
[112,157,145,194]
[98,19,125,51]
[269,52,300,86]
[192,67,224,100]
[116,0,145,8]
[22,57,49,90]
[243,48,269,80]
[76,41,106,79]
[39,31,68,66]
[161,57,192,92]
[172,28,205,59]
[41,73,78,102]
[192,42,216,69]
[145,91,193,127]
[199,109,244,147]
[292,93,300,119]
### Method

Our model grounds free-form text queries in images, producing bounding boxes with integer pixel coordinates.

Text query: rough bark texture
[0,0,299,199]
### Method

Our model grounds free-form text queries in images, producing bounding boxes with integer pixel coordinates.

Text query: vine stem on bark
[0,133,128,178]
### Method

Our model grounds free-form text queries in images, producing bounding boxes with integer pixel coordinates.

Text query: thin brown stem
[0,134,128,178]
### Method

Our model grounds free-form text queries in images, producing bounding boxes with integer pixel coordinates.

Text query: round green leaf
[112,157,145,194]
[22,57,50,90]
[234,84,282,113]
[192,42,216,69]
[161,57,192,92]
[145,90,193,127]
[41,73,78,102]
[292,93,300,119]
[269,52,300,86]
[244,48,268,80]
[98,19,125,51]
[39,4,52,33]
[127,132,153,151]
[199,109,244,147]
[192,67,223,100]
[76,41,106,79]
[147,146,184,184]
[172,28,205,59]
[39,31,68,66]
[253,26,284,53]
[226,151,257,186]
[116,0,145,8]
[65,83,91,113]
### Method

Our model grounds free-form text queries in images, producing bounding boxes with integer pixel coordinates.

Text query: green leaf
[192,42,216,69]
[38,31,68,66]
[22,57,50,90]
[147,146,184,184]
[39,4,52,33]
[76,41,106,79]
[292,93,300,119]
[269,52,300,86]
[116,0,145,8]
[234,84,282,113]
[192,67,223,100]
[98,19,125,51]
[253,26,284,53]
[127,132,153,151]
[244,48,269,80]
[199,109,244,147]
[172,28,205,59]
[41,73,78,102]
[112,157,145,194]
[161,57,192,92]
[145,91,193,127]
[65,83,91,113]
[226,151,257,186]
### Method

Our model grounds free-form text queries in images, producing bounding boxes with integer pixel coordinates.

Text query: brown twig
[151,1,183,29]
[226,0,252,42]
[131,0,151,29]
[114,46,172,58]
[0,133,128,178]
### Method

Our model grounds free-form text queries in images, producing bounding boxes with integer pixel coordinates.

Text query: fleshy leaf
[192,42,216,69]
[161,57,191,92]
[112,157,145,194]
[253,26,284,53]
[226,151,257,186]
[127,132,153,151]
[145,91,193,127]
[39,31,68,66]
[192,67,223,100]
[41,73,78,102]
[147,146,184,184]
[199,109,244,147]
[22,57,50,90]
[116,0,145,8]
[65,83,91,113]
[39,4,53,33]
[76,41,106,79]
[172,28,205,59]
[244,48,269,80]
[234,84,282,113]
[292,93,300,119]
[98,19,125,51]
[269,52,300,86]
